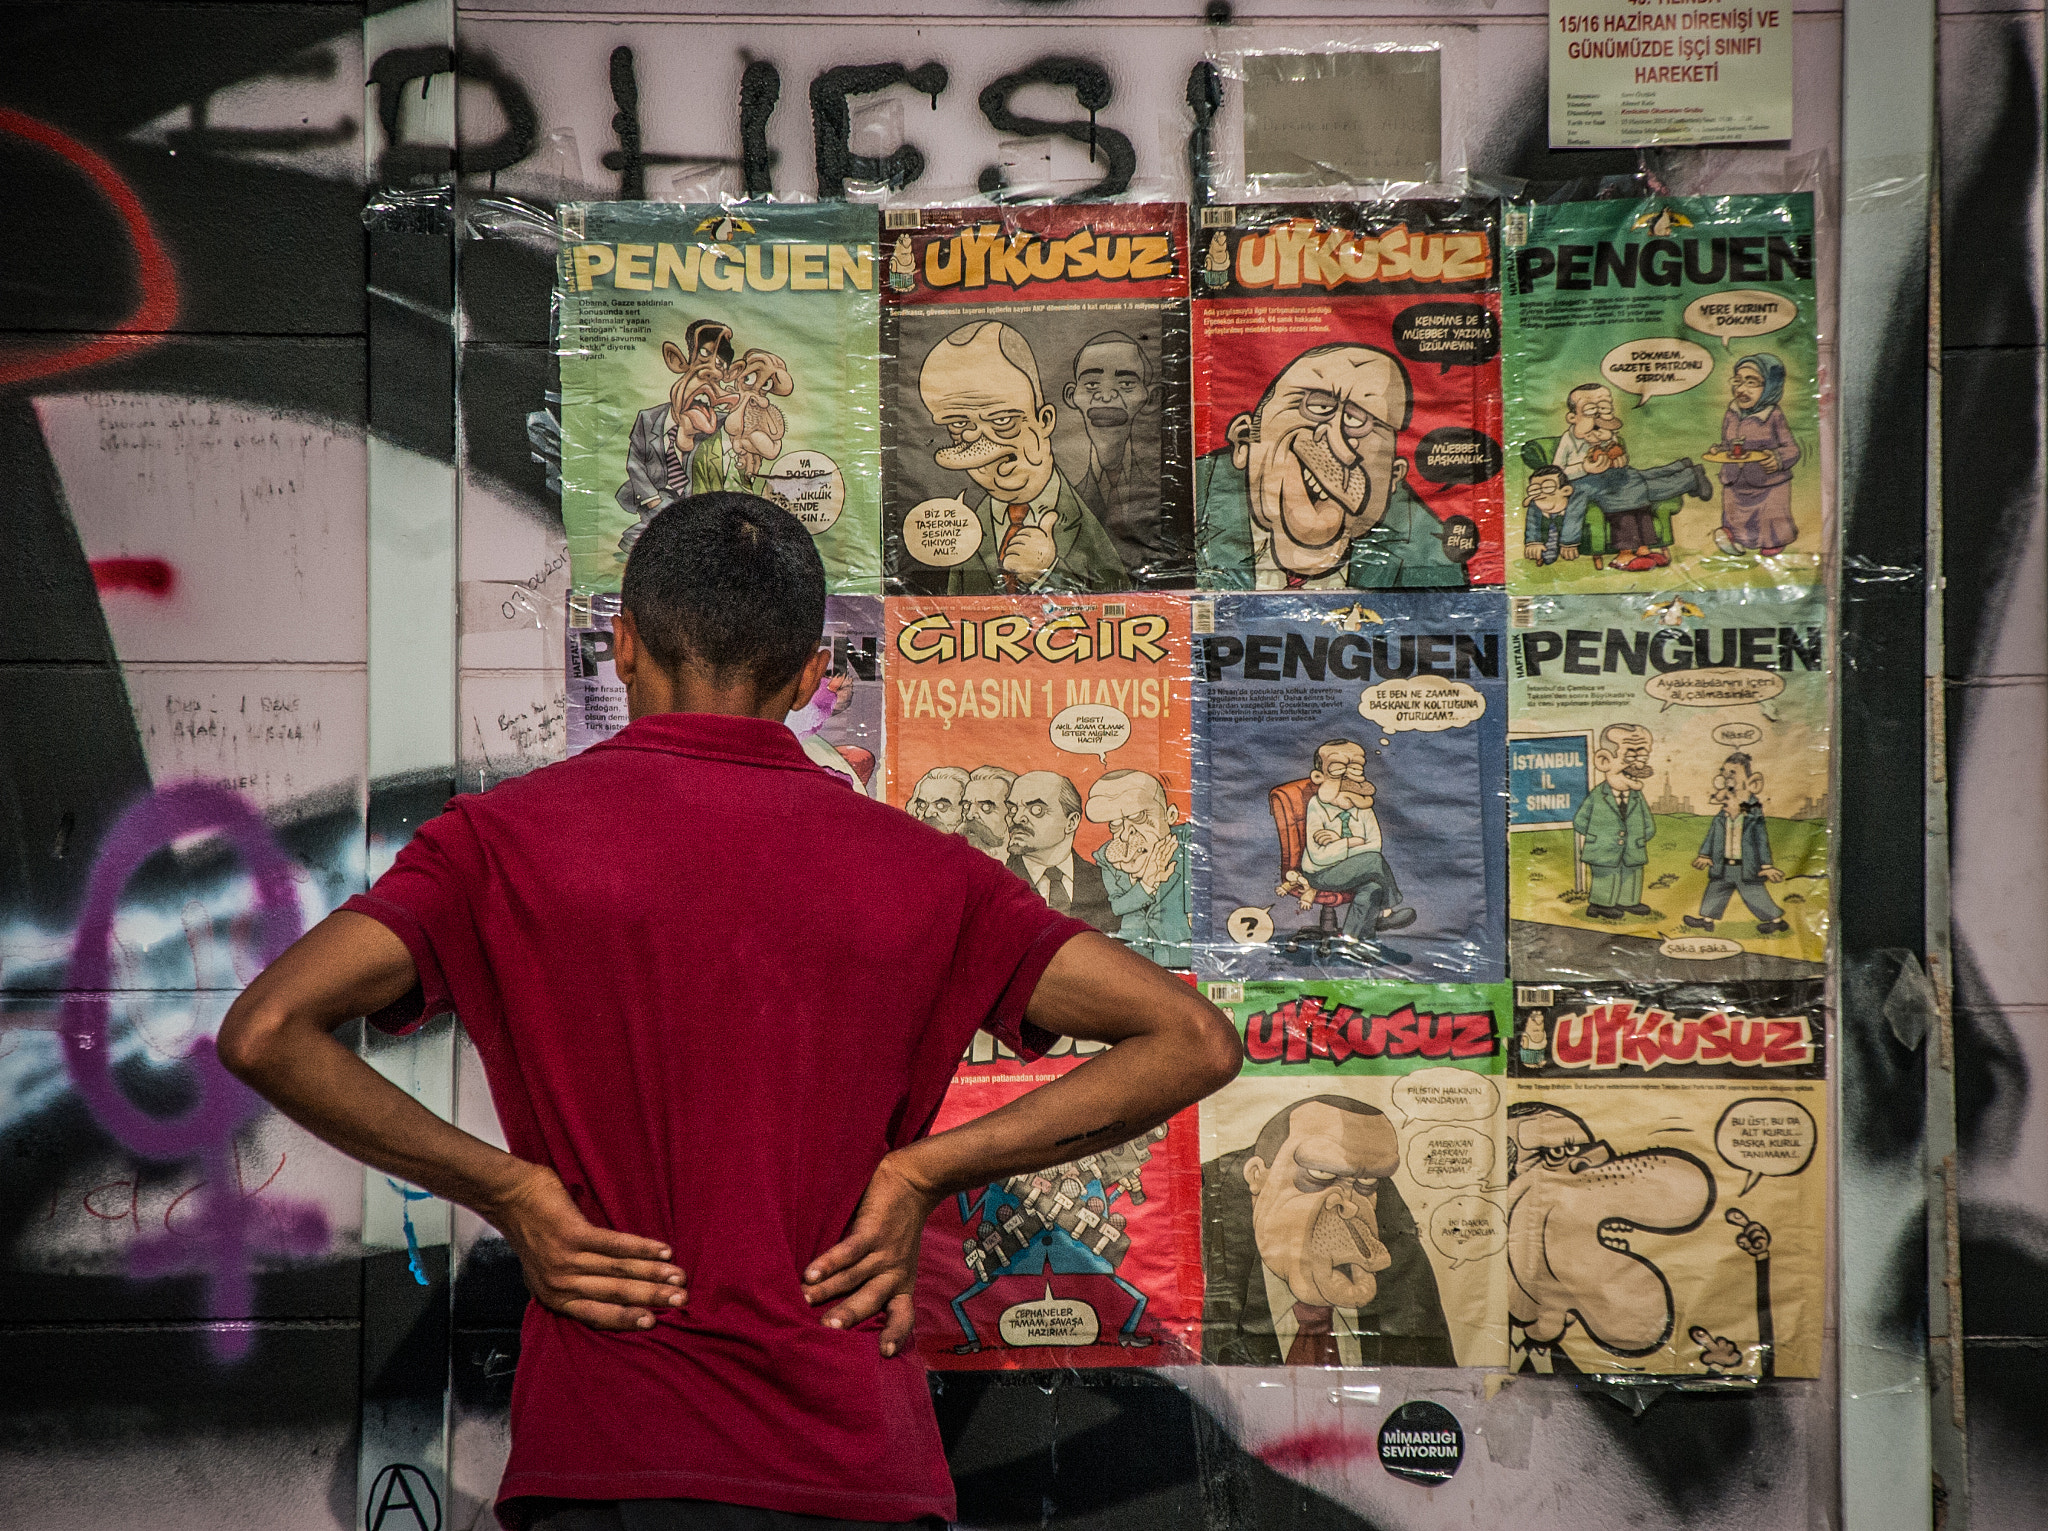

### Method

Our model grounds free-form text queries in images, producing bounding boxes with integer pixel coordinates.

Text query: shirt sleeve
[948,854,1097,1063]
[338,808,485,1037]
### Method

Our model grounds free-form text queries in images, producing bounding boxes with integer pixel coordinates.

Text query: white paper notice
[1550,0,1792,148]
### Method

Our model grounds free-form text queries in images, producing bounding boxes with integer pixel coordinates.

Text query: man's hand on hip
[800,1154,937,1358]
[489,1161,688,1333]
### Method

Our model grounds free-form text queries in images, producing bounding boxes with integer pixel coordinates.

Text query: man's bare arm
[799,932,1241,1353]
[217,911,686,1331]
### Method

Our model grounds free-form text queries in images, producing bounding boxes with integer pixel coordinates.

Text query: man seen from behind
[219,493,1241,1531]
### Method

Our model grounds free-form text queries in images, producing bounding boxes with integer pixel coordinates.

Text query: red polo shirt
[340,712,1089,1526]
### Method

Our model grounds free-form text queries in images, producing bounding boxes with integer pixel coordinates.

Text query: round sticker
[1377,1399,1464,1485]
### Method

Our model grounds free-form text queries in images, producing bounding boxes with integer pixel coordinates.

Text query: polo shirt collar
[596,710,817,771]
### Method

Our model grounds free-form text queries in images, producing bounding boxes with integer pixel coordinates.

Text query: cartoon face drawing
[908,766,969,832]
[1310,740,1374,811]
[962,767,1016,858]
[1242,1098,1401,1312]
[1085,770,1178,879]
[918,321,1059,506]
[1065,332,1157,470]
[1225,345,1414,579]
[724,348,793,478]
[660,343,732,452]
[1505,1103,1715,1355]
[1592,723,1655,792]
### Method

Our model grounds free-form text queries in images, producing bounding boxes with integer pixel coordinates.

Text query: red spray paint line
[0,109,179,387]
[1258,1427,1378,1473]
[91,557,176,597]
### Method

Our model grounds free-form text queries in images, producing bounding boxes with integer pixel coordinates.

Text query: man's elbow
[1182,999,1244,1099]
[216,992,287,1085]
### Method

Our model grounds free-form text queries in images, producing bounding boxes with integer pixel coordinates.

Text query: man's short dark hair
[621,492,825,692]
[1251,1094,1387,1170]
[1723,752,1755,772]
[1528,465,1568,489]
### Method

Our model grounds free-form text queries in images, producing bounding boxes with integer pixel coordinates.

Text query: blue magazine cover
[1193,592,1507,980]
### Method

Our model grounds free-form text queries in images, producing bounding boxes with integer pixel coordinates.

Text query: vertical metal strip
[1838,0,1939,1526]
[361,2,460,1528]
[1921,89,1970,1531]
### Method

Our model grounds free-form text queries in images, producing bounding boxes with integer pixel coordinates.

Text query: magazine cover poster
[558,202,882,593]
[567,591,885,795]
[1193,591,1508,983]
[1508,588,1827,984]
[1196,979,1511,1368]
[915,1042,1201,1370]
[1506,1075,1825,1379]
[1503,194,1821,592]
[886,595,1193,966]
[881,204,1192,594]
[1190,200,1504,591]
[1508,979,1826,1081]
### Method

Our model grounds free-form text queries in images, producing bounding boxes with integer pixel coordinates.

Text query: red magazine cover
[914,1043,1203,1370]
[1191,200,1504,590]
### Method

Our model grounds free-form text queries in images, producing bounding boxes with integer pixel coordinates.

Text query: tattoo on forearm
[1053,1120,1127,1150]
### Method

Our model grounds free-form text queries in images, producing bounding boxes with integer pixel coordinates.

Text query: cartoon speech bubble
[1391,301,1501,373]
[1601,337,1714,407]
[1440,514,1481,564]
[1227,906,1275,944]
[1715,1097,1818,1195]
[1644,668,1786,711]
[998,1284,1102,1347]
[1391,1067,1499,1125]
[1050,704,1130,764]
[1659,935,1745,961]
[1359,676,1487,734]
[1712,722,1764,748]
[762,449,844,535]
[1683,289,1799,350]
[903,497,983,567]
[1405,1124,1495,1190]
[1412,427,1504,487]
[1428,1195,1508,1269]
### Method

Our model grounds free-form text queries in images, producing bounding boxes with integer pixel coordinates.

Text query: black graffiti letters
[976,57,1135,202]
[811,62,949,198]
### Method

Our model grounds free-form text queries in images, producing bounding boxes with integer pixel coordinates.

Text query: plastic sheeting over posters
[1191,200,1503,590]
[881,204,1193,594]
[886,595,1194,967]
[1507,586,1827,984]
[558,202,883,593]
[1193,590,1507,982]
[1503,194,1820,591]
[1507,980,1826,1379]
[1197,979,1511,1368]
[915,1045,1201,1370]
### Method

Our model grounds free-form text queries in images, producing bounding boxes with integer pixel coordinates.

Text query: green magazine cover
[1507,586,1829,984]
[1504,195,1820,592]
[558,202,882,592]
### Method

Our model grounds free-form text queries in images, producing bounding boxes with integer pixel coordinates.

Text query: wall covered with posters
[0,4,2040,1531]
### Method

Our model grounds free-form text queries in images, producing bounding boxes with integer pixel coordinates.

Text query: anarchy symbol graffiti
[366,1464,441,1531]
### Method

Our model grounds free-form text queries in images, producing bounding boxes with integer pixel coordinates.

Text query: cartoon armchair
[1519,438,1681,569]
[1268,777,1352,940]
